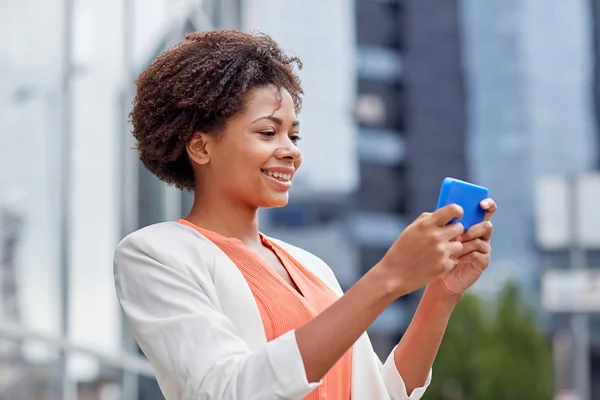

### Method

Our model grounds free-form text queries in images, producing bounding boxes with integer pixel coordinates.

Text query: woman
[114,29,496,400]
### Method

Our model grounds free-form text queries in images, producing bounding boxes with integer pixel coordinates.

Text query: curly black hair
[130,29,304,191]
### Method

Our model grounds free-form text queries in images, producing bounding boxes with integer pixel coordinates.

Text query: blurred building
[355,3,600,390]
[3,0,600,399]
[463,0,600,398]
[591,0,600,396]
[459,0,535,298]
[352,0,468,353]
[0,0,241,399]
[460,0,598,296]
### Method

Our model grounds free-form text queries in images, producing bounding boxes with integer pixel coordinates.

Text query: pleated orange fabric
[178,219,352,400]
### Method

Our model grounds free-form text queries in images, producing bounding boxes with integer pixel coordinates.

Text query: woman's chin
[258,193,290,209]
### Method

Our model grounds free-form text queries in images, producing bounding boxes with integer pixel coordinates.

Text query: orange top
[179,219,352,400]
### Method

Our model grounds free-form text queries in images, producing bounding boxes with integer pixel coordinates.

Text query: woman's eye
[258,131,301,144]
[290,135,302,144]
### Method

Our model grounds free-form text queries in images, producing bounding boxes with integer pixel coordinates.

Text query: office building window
[356,0,404,49]
[358,127,406,165]
[357,45,403,82]
[356,81,405,130]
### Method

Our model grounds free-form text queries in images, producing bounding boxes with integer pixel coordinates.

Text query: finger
[431,204,464,227]
[439,222,465,241]
[447,240,464,257]
[456,251,490,270]
[455,239,490,258]
[416,212,432,222]
[480,198,497,221]
[458,221,493,242]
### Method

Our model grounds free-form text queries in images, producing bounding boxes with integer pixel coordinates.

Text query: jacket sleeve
[380,346,432,399]
[113,234,320,400]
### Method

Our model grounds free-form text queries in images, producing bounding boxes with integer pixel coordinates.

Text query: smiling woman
[130,30,303,194]
[184,85,302,208]
[114,29,497,400]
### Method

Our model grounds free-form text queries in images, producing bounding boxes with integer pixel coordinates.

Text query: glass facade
[460,0,598,294]
[459,0,535,296]
[0,0,241,399]
[461,0,600,397]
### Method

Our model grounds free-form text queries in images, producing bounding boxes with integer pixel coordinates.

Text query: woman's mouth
[261,169,292,182]
[261,169,293,189]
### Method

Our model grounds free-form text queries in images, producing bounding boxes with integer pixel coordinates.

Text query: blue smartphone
[436,177,489,230]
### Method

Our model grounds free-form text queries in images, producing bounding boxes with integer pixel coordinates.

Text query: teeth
[263,170,291,181]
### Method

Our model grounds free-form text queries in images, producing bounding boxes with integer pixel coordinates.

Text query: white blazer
[114,221,431,400]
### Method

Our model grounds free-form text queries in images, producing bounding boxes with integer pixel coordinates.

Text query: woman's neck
[184,190,262,248]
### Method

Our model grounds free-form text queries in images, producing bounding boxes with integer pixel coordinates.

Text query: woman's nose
[275,138,301,160]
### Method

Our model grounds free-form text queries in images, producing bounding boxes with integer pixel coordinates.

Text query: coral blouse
[179,220,352,400]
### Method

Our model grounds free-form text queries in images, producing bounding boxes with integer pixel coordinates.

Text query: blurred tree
[424,282,553,400]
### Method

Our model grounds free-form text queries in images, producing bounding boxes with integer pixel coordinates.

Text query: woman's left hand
[433,198,497,297]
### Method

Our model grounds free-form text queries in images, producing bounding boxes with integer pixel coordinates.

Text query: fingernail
[481,200,489,208]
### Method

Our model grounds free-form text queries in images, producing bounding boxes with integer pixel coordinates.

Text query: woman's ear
[187,133,211,165]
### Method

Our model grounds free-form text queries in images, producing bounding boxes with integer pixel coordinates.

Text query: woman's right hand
[375,204,466,298]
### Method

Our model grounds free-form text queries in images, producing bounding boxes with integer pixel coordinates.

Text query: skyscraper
[462,0,599,397]
[354,0,467,355]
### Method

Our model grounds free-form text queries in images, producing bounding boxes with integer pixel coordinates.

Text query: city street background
[1,0,600,399]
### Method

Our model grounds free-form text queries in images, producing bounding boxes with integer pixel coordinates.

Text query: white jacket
[114,221,431,399]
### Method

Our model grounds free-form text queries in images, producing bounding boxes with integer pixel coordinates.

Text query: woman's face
[189,85,302,209]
